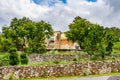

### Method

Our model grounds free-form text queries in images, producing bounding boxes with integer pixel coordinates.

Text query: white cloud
[0,0,120,32]
[0,0,50,30]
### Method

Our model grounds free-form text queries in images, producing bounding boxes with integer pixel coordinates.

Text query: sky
[0,0,120,32]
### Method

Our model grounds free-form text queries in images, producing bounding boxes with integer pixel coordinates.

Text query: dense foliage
[2,17,53,53]
[66,16,116,59]
[20,52,28,64]
[0,16,120,65]
[0,35,13,52]
[0,53,9,66]
[9,48,20,65]
[105,27,120,42]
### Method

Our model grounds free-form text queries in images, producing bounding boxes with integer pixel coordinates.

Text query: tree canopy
[2,17,53,53]
[66,16,115,59]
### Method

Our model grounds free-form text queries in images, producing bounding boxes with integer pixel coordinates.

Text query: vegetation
[105,27,120,42]
[9,73,14,80]
[0,50,29,66]
[0,16,120,65]
[0,16,120,79]
[0,16,119,55]
[66,16,116,59]
[27,61,72,66]
[0,35,13,52]
[0,53,9,66]
[9,48,20,65]
[2,17,53,53]
[20,52,28,64]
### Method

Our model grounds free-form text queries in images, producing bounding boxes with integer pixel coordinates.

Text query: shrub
[112,57,116,60]
[9,47,17,53]
[53,61,59,64]
[20,52,28,64]
[0,54,9,66]
[26,47,33,54]
[50,49,56,54]
[90,56,97,61]
[9,73,14,80]
[73,58,78,62]
[9,48,20,65]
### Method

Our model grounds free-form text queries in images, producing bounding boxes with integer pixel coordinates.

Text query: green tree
[2,17,31,51]
[2,17,53,53]
[0,34,13,52]
[27,21,53,53]
[66,16,114,59]
[105,27,120,42]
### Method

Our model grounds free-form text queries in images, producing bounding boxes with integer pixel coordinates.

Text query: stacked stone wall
[28,54,120,63]
[1,61,120,79]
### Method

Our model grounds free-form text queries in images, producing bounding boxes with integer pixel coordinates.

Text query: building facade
[46,31,80,49]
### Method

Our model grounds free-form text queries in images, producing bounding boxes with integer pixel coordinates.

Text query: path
[54,76,120,80]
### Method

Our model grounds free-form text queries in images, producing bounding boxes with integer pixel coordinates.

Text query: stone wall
[28,54,120,63]
[28,54,90,63]
[1,60,120,79]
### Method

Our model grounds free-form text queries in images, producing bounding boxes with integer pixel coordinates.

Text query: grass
[14,72,120,80]
[46,50,87,55]
[113,42,120,50]
[20,61,73,66]
[0,53,10,66]
[1,50,120,67]
[0,53,6,58]
[112,49,120,54]
[19,57,120,67]
[0,52,9,57]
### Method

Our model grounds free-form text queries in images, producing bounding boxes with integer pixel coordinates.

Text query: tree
[0,34,13,52]
[26,21,53,53]
[66,16,114,59]
[2,17,53,53]
[2,17,32,51]
[105,27,120,42]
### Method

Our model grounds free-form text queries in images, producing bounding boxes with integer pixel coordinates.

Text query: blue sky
[87,0,97,2]
[33,0,41,4]
[33,0,96,3]
[33,0,67,5]
[33,0,96,5]
[0,0,120,32]
[33,0,96,6]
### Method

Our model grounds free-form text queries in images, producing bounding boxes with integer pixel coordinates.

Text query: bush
[26,47,33,54]
[20,52,28,64]
[9,73,14,80]
[9,47,17,53]
[112,57,116,60]
[0,37,13,52]
[0,54,9,66]
[90,56,97,61]
[9,48,20,65]
[73,58,78,62]
[53,61,59,64]
[50,49,56,54]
